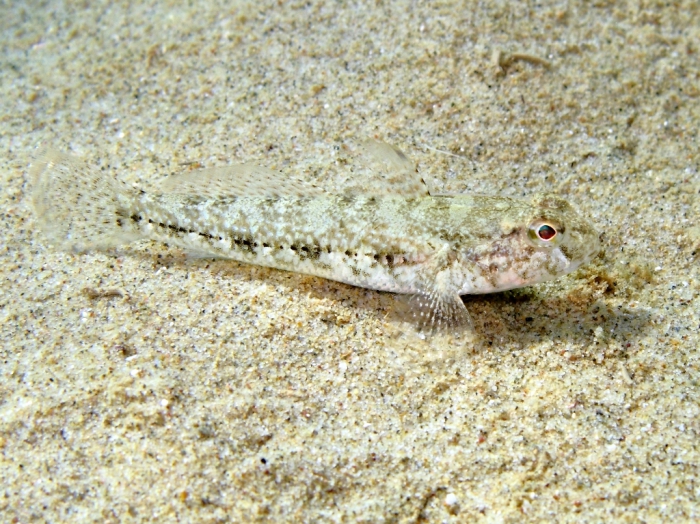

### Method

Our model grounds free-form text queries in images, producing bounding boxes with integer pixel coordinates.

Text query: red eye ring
[527,219,563,247]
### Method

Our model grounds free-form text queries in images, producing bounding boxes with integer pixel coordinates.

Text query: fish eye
[537,224,557,241]
[527,219,563,247]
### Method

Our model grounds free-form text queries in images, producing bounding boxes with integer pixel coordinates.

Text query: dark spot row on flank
[127,214,332,259]
[231,236,258,254]
[127,214,224,242]
[341,251,401,268]
[122,214,406,268]
[289,243,327,260]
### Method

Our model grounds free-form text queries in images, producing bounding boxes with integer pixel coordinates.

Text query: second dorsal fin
[160,140,431,200]
[160,164,325,199]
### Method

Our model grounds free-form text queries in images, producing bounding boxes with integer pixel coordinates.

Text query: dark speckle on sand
[1,1,699,521]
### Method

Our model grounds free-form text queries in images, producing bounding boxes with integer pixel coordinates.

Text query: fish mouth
[564,232,602,273]
[585,232,603,262]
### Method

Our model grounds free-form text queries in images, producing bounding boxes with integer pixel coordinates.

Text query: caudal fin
[29,149,141,252]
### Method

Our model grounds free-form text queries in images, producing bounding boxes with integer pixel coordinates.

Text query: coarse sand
[1,1,698,522]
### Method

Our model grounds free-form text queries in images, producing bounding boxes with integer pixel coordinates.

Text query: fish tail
[29,149,142,252]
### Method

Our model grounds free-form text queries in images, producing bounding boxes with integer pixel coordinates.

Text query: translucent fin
[410,290,473,332]
[29,149,141,252]
[364,140,430,197]
[364,140,416,172]
[407,244,473,332]
[160,164,325,199]
[343,140,430,198]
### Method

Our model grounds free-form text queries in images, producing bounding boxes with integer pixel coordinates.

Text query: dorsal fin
[363,140,432,196]
[160,164,325,199]
[337,140,432,198]
[160,140,430,200]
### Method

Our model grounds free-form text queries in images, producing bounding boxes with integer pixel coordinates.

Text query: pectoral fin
[410,289,473,332]
[409,248,474,331]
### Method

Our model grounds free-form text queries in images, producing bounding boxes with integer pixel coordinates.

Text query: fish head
[456,194,601,294]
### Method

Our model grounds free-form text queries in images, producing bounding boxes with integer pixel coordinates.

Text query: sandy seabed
[1,1,698,522]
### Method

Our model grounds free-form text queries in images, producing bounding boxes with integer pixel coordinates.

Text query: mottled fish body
[29,143,601,329]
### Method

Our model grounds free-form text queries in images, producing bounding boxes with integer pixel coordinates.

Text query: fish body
[29,144,601,329]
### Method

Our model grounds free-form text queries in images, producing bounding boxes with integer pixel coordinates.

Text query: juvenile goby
[29,143,601,330]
